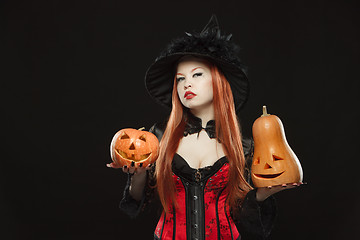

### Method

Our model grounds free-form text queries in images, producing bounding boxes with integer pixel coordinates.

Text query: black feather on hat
[145,15,249,112]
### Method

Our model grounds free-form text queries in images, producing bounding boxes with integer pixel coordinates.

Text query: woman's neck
[190,105,215,128]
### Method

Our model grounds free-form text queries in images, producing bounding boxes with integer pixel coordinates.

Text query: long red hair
[155,61,252,213]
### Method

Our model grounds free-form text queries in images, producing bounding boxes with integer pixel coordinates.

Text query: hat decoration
[145,15,249,112]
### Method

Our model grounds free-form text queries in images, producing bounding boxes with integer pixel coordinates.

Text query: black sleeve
[119,172,150,219]
[118,122,165,218]
[236,137,277,240]
[236,189,277,240]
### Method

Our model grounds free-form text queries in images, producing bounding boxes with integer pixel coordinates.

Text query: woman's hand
[256,182,304,202]
[106,161,153,201]
[106,161,152,175]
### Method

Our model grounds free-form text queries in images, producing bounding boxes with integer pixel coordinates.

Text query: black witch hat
[145,15,249,112]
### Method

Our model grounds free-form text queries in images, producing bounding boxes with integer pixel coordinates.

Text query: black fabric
[235,190,277,240]
[118,172,147,219]
[119,165,158,219]
[183,111,216,139]
[148,121,167,142]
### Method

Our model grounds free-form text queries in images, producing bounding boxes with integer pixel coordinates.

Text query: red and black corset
[154,153,239,240]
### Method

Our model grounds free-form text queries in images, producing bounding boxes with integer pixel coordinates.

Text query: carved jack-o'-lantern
[110,128,159,168]
[251,106,303,188]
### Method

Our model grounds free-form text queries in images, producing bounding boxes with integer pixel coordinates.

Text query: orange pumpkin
[251,106,303,188]
[110,128,159,168]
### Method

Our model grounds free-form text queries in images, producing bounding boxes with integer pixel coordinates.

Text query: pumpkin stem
[261,105,270,117]
[138,127,145,131]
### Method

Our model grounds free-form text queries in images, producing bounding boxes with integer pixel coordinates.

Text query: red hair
[155,62,252,213]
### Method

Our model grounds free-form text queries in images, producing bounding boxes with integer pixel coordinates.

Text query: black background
[1,0,359,239]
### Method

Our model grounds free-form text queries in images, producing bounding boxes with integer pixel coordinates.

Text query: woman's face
[176,57,213,111]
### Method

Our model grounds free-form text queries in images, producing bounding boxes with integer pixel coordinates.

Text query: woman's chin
[184,102,201,110]
[188,103,214,112]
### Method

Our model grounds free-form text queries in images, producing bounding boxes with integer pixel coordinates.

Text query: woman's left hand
[256,182,304,202]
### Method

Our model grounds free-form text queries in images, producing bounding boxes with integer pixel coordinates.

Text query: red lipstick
[184,91,196,99]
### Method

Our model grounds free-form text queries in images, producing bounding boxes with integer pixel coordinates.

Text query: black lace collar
[183,112,216,139]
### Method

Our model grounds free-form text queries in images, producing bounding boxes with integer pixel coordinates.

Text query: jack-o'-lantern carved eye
[273,155,283,161]
[120,133,130,139]
[139,135,146,142]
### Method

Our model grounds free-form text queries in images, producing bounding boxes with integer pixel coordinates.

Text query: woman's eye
[176,77,185,82]
[193,72,203,78]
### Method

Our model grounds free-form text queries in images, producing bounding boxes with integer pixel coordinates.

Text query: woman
[108,15,298,240]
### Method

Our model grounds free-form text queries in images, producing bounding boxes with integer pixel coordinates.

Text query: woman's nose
[184,81,192,89]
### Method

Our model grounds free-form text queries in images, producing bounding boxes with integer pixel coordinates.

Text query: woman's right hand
[106,161,152,176]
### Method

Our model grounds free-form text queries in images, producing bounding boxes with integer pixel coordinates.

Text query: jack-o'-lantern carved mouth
[253,171,285,179]
[116,149,151,161]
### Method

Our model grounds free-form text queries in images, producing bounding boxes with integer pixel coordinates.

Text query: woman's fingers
[108,161,155,175]
[106,162,122,169]
[266,182,305,189]
[145,163,153,171]
[122,165,129,173]
[127,161,136,174]
[136,162,147,175]
[257,181,306,201]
